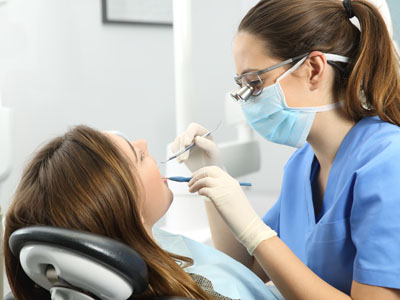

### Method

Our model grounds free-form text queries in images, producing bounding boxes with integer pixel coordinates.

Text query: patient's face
[105,133,173,229]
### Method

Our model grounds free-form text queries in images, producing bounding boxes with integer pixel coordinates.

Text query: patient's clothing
[189,273,239,300]
[153,228,284,300]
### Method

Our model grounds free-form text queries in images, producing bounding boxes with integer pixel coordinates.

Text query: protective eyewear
[231,53,309,102]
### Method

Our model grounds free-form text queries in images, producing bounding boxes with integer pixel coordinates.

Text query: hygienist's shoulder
[284,116,400,169]
[353,116,400,157]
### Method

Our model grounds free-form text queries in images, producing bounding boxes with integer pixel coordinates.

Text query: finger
[197,187,214,200]
[176,136,190,162]
[195,136,217,154]
[186,123,209,140]
[189,166,222,188]
[188,177,219,193]
[191,166,225,185]
[170,135,182,153]
[177,148,190,162]
[181,126,198,148]
[189,167,210,187]
[176,124,210,163]
[181,123,210,149]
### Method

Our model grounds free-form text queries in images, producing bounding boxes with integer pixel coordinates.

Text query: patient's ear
[140,215,145,225]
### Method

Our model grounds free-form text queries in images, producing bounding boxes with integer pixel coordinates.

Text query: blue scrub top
[263,116,400,294]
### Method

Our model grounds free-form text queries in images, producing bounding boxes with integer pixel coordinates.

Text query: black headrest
[153,298,196,300]
[9,226,148,294]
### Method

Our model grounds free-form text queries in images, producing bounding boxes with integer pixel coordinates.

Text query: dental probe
[160,121,222,164]
[165,176,252,187]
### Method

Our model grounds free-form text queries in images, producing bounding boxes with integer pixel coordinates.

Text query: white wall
[0,0,293,226]
[0,0,293,296]
[0,0,176,294]
[177,0,294,196]
[387,0,400,42]
[0,0,177,207]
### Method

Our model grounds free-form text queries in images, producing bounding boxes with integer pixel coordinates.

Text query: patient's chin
[166,192,173,210]
[166,186,173,203]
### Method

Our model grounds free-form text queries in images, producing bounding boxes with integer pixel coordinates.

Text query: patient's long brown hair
[239,0,400,125]
[3,125,214,300]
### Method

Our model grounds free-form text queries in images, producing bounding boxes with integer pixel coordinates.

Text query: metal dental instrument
[165,176,252,187]
[161,121,222,164]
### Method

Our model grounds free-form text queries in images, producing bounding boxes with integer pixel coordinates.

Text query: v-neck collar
[310,157,323,222]
[303,119,363,227]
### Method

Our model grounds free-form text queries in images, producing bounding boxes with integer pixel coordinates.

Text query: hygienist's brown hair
[3,125,214,300]
[239,0,400,125]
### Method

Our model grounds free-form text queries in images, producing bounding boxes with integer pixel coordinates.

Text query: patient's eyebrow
[124,139,138,161]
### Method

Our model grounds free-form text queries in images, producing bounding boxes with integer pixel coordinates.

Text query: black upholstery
[7,226,197,300]
[9,226,148,294]
[2,293,193,300]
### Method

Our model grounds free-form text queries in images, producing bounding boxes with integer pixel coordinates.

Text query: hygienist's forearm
[204,200,252,264]
[254,236,352,300]
[204,200,269,282]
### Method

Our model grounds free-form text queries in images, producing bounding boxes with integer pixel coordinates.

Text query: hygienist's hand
[170,123,221,172]
[188,166,277,254]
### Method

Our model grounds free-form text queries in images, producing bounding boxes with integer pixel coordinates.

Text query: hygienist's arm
[189,166,400,300]
[204,200,270,282]
[254,236,400,300]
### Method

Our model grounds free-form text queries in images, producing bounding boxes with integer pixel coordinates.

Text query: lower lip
[162,178,168,185]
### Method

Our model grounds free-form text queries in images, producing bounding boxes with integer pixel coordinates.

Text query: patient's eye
[139,150,147,161]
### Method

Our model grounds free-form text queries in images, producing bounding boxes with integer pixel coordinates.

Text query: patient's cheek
[141,190,170,226]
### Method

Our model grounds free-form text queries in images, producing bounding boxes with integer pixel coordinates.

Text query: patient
[3,125,283,300]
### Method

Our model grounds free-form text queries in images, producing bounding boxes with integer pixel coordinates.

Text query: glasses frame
[233,53,310,88]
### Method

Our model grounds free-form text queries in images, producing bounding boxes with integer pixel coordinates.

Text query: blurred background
[0,0,399,296]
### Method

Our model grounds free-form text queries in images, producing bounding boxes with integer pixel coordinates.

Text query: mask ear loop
[275,53,350,112]
[276,56,308,83]
[276,53,350,84]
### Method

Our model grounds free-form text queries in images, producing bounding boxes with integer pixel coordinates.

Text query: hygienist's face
[104,133,173,228]
[233,31,310,108]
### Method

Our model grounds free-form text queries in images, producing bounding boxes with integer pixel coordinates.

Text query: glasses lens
[241,74,263,96]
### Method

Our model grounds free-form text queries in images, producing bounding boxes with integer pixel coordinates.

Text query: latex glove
[188,166,277,255]
[170,123,221,172]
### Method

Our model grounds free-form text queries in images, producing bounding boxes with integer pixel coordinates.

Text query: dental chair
[6,226,194,300]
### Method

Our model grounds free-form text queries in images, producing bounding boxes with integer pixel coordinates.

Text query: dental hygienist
[171,0,400,299]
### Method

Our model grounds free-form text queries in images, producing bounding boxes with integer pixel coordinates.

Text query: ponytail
[239,0,400,126]
[346,0,400,125]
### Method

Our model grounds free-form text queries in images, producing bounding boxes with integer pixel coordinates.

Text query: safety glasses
[231,53,309,102]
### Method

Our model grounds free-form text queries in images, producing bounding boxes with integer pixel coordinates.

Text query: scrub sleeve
[351,137,400,288]
[261,117,400,292]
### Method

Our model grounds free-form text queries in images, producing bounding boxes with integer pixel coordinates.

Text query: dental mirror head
[230,84,254,102]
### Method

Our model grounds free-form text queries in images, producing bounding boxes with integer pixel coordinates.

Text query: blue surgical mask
[240,54,348,148]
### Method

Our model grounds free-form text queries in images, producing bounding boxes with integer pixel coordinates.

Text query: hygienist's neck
[307,108,355,169]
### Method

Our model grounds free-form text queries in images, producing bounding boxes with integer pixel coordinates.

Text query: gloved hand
[188,166,277,255]
[170,123,221,172]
